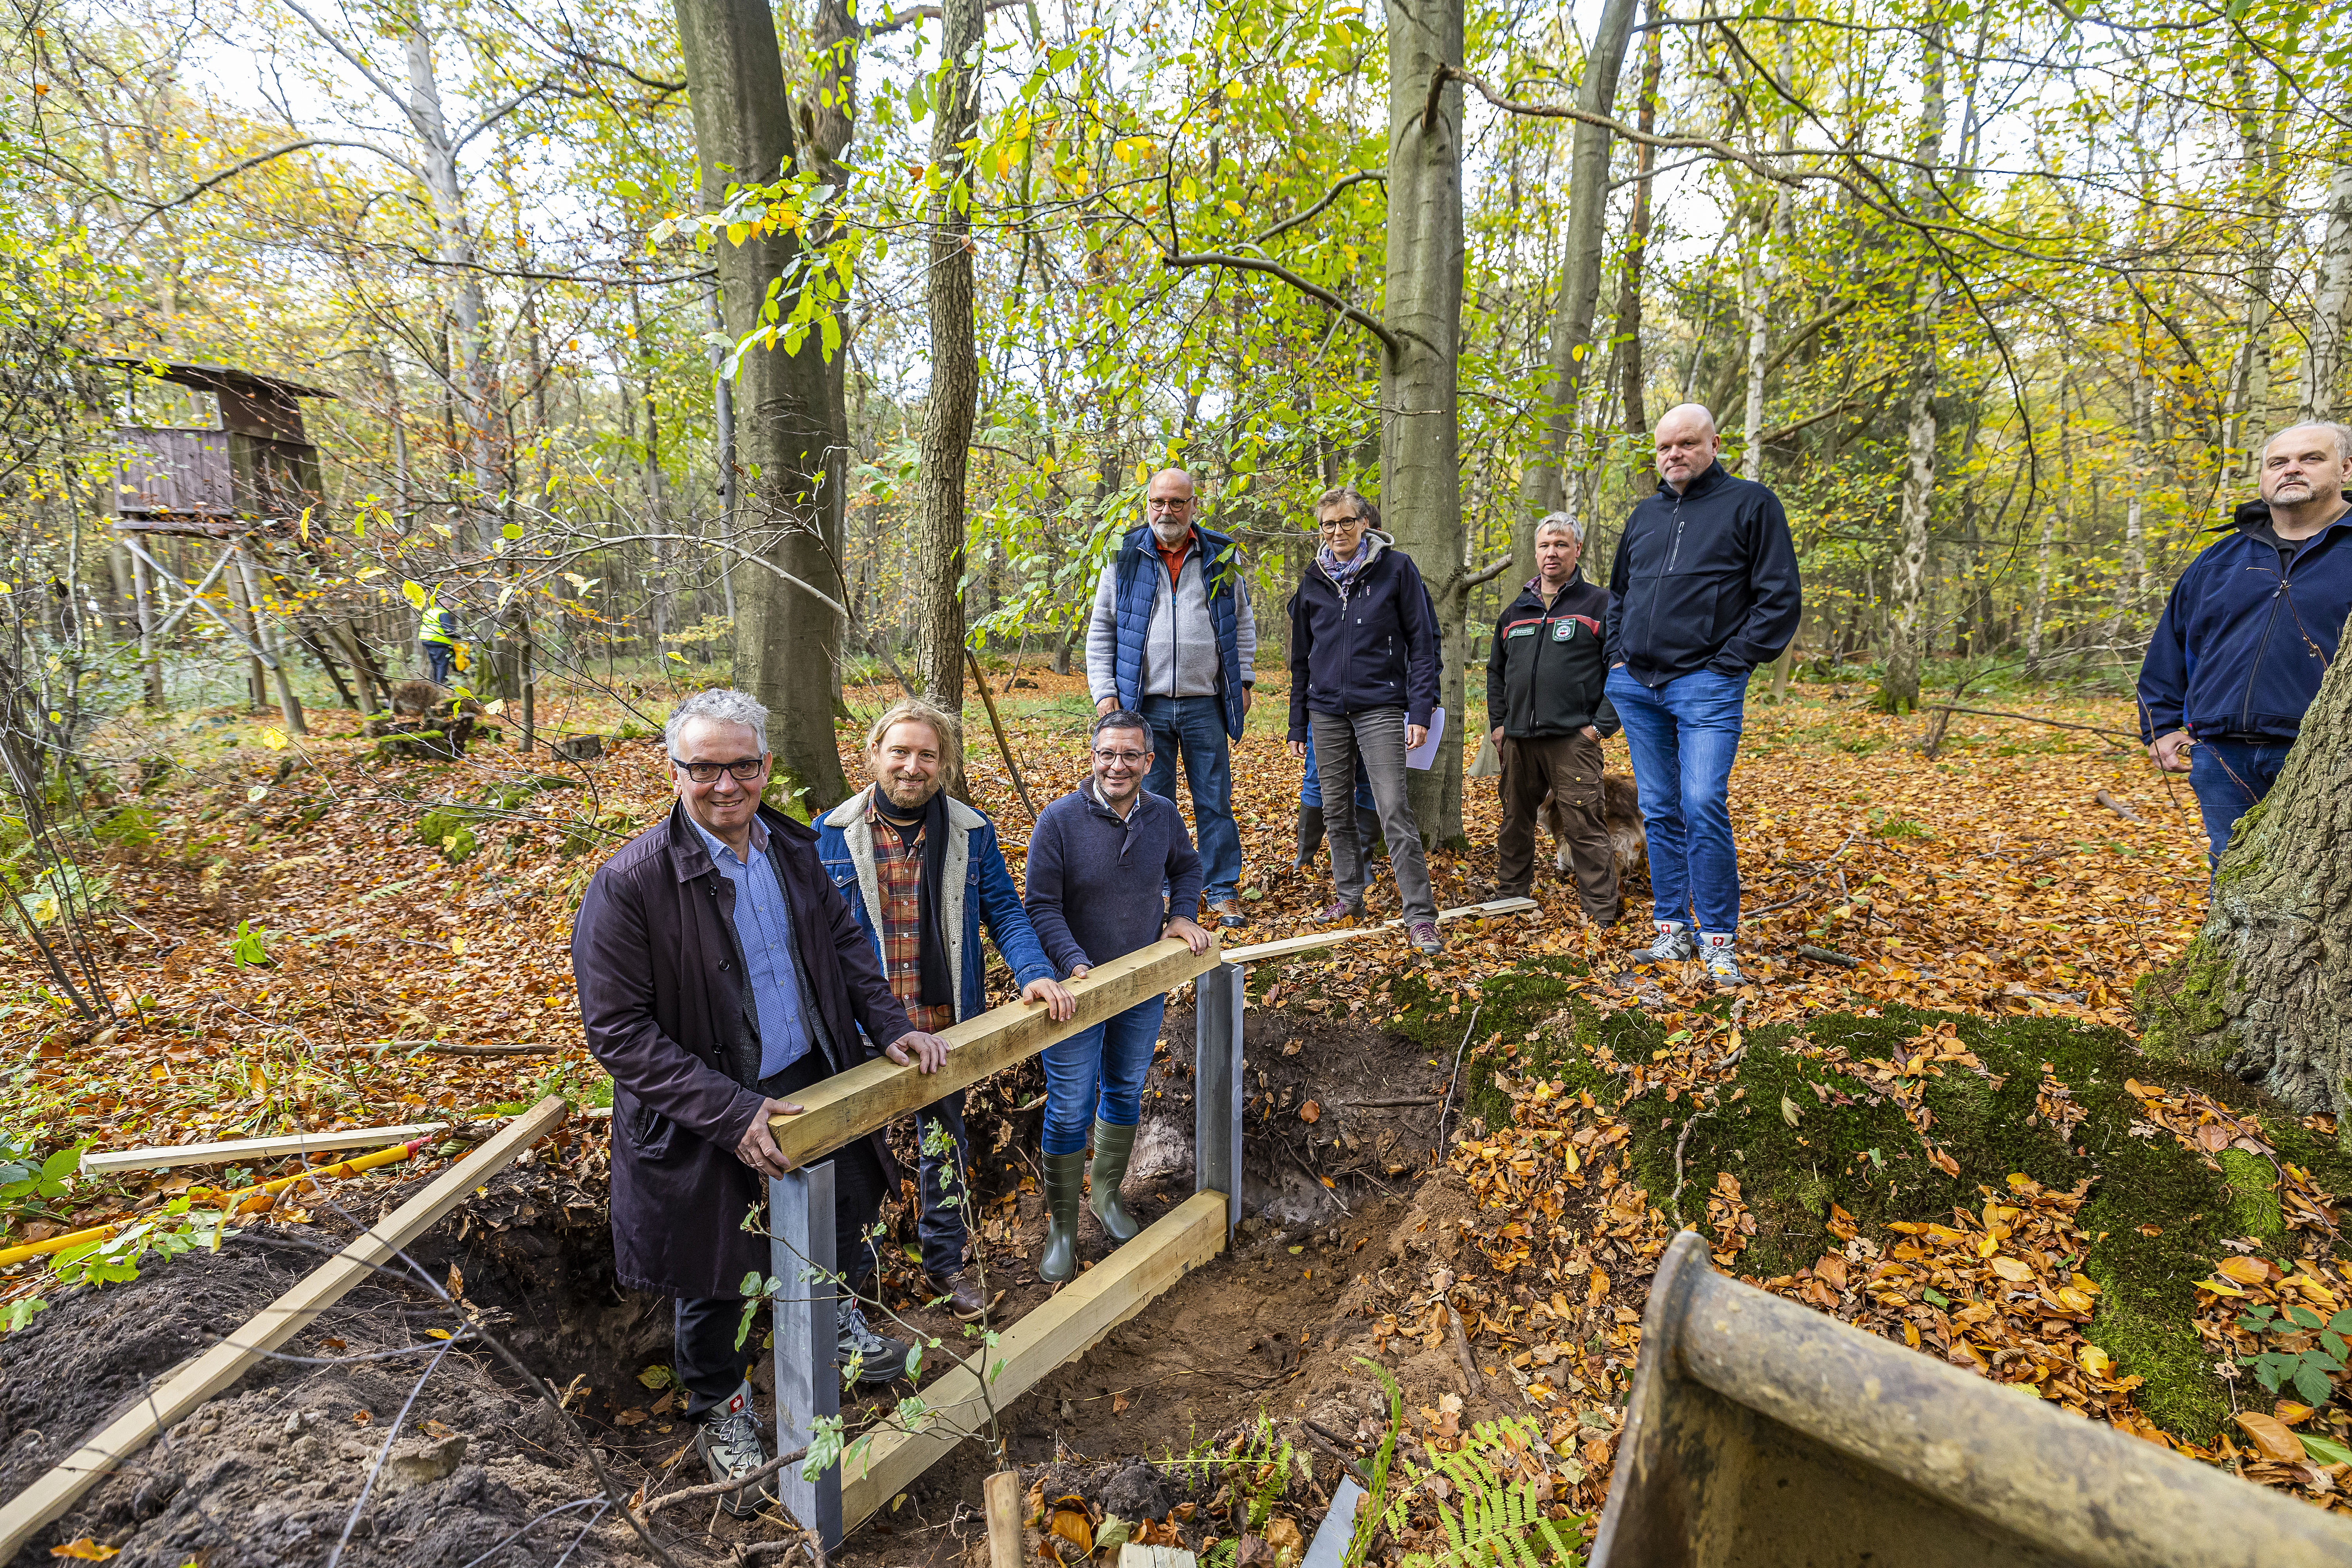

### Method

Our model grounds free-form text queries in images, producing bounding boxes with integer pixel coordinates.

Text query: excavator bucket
[1589,1231,2352,1568]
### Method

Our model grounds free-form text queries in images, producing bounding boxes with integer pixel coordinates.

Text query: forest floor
[4,669,2348,1565]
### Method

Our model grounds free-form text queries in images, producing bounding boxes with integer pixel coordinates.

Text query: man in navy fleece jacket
[1021,710,1211,1281]
[2139,422,2352,869]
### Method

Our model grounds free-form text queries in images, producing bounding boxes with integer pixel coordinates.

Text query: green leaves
[227,919,270,968]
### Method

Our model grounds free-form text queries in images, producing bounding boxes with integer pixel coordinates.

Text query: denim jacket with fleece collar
[815,786,1059,1023]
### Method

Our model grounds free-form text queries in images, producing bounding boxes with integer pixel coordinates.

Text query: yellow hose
[0,1139,425,1268]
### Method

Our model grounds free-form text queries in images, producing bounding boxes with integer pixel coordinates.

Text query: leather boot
[1039,1149,1085,1284]
[1088,1119,1143,1244]
[1294,802,1325,869]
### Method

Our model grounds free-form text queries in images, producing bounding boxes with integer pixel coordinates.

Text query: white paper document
[1405,706,1446,770]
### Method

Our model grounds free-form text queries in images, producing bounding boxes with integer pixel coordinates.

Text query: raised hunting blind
[105,359,333,533]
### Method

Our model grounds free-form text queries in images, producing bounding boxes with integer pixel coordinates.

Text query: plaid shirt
[870,801,954,1034]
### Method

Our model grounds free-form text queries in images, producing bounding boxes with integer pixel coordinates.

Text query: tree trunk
[2112,318,2152,637]
[675,0,848,807]
[1611,3,1662,450]
[1385,0,1468,848]
[2136,606,2352,1140]
[806,0,859,717]
[1517,0,1641,580]
[1877,20,1945,716]
[2299,161,2352,422]
[912,0,984,713]
[404,27,498,547]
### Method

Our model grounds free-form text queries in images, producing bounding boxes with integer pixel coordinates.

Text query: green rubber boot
[1039,1149,1085,1284]
[1089,1119,1143,1244]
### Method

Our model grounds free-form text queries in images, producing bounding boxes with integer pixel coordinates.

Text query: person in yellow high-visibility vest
[419,596,459,685]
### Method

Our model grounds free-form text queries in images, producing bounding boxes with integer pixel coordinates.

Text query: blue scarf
[1317,536,1374,592]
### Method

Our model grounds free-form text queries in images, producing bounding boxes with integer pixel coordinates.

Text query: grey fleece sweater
[1085,535,1258,704]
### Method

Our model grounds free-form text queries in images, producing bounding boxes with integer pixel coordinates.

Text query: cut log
[0,1097,568,1560]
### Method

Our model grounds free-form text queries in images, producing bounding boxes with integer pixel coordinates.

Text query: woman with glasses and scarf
[1287,486,1445,955]
[1022,710,1212,1282]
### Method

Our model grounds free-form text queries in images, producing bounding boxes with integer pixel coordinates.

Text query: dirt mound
[0,1151,771,1568]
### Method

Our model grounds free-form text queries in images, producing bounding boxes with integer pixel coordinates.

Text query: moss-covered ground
[1259,954,2352,1448]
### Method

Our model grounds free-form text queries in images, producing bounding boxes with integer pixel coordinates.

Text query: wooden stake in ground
[0,1097,568,1560]
[984,1469,1025,1568]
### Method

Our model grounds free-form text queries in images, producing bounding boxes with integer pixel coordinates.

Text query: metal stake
[770,1161,842,1551]
[1193,961,1247,1241]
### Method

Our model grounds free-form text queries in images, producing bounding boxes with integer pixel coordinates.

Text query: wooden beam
[1221,897,1538,965]
[840,1191,1227,1529]
[0,1097,569,1560]
[81,1123,448,1175]
[82,1105,612,1177]
[770,938,1223,1167]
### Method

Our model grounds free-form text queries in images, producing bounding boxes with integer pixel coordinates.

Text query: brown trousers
[1497,732,1619,920]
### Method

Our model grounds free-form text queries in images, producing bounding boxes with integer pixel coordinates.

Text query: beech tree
[2138,619,2352,1141]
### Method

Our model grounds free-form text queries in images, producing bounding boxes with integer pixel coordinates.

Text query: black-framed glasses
[1319,513,1364,531]
[1092,748,1149,766]
[671,756,766,783]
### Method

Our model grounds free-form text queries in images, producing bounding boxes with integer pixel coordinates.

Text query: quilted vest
[1109,523,1247,739]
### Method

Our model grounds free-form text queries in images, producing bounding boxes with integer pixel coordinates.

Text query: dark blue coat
[1107,522,1250,739]
[1285,534,1441,738]
[2138,499,2352,743]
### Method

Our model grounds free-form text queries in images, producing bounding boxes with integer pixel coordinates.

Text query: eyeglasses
[672,757,766,783]
[1147,498,1190,512]
[1092,749,1149,766]
[1319,514,1364,531]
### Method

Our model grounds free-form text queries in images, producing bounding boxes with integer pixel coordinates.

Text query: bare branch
[1159,250,1401,360]
[1251,170,1386,248]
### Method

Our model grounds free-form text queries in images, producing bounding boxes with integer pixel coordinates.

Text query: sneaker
[1314,899,1365,925]
[694,1381,775,1519]
[836,1301,916,1386]
[1209,898,1247,930]
[1700,933,1745,989]
[1407,920,1443,956]
[1628,920,1698,965]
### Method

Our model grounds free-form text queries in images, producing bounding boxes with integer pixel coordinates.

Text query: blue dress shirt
[688,815,811,1078]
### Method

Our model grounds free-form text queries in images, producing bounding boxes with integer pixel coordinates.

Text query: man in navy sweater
[2139,422,2352,869]
[1022,711,1212,1281]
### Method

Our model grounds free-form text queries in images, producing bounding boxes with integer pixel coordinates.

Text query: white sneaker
[1629,920,1698,965]
[1700,933,1745,988]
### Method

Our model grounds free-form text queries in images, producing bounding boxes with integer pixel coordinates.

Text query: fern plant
[1380,1414,1581,1568]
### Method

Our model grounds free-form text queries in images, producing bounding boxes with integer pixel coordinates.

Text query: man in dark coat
[571,688,949,1514]
[1605,403,1801,989]
[2139,421,2352,869]
[1488,512,1621,922]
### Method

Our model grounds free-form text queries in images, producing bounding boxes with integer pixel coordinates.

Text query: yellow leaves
[2215,1256,2271,1286]
[2233,1411,2305,1465]
[260,727,288,750]
[48,1539,118,1560]
[400,579,428,609]
[1987,1255,2034,1283]
[2077,1344,2111,1378]
[2054,1286,2096,1314]
[1046,1506,1093,1555]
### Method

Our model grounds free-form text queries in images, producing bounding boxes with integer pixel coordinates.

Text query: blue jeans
[1040,995,1167,1156]
[1300,741,1376,812]
[2189,736,2293,870]
[1606,667,1748,935]
[1140,695,1241,904]
[423,640,454,685]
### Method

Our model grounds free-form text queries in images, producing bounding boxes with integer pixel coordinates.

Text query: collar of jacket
[2227,491,2352,534]
[664,797,813,883]
[821,784,985,1017]
[1518,565,1588,598]
[1317,528,1392,587]
[1655,461,1731,502]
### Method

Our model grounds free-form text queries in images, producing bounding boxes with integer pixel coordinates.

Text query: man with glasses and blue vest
[1085,468,1257,930]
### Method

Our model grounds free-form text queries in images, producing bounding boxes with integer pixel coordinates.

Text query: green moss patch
[1333,955,2352,1449]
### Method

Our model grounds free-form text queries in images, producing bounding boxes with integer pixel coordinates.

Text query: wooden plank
[82,1123,448,1175]
[0,1097,569,1560]
[770,938,1223,1168]
[82,1105,612,1176]
[839,1190,1228,1529]
[1221,896,1538,964]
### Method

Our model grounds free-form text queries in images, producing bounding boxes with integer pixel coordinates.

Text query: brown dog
[1539,772,1647,880]
[387,680,487,719]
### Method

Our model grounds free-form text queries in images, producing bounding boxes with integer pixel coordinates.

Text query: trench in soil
[4,1000,1585,1568]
